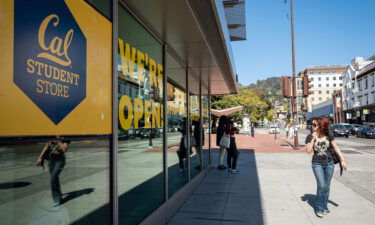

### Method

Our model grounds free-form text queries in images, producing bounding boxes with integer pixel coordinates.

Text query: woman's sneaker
[231,169,240,174]
[315,211,323,218]
[323,209,330,215]
[217,165,227,170]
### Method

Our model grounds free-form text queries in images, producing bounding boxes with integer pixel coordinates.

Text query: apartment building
[304,66,346,113]
[342,56,375,123]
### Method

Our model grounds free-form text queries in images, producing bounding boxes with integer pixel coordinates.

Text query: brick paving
[211,133,305,153]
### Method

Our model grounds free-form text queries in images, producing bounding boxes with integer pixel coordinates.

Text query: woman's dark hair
[316,117,330,136]
[218,115,227,127]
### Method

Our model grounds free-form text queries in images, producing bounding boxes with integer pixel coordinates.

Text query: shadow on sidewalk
[301,194,339,210]
[0,181,31,189]
[72,149,264,225]
[61,188,95,204]
[167,148,264,225]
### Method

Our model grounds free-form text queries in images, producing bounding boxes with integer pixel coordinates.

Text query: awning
[120,0,240,95]
[211,106,243,117]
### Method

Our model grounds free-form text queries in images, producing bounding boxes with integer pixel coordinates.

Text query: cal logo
[14,0,87,125]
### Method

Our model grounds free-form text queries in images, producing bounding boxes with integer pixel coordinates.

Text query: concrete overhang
[120,0,239,95]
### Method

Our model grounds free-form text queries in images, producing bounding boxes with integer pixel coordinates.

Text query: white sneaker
[323,209,330,215]
[227,168,232,173]
[231,169,240,174]
[315,211,323,218]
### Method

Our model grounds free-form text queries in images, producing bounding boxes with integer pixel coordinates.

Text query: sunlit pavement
[168,131,375,225]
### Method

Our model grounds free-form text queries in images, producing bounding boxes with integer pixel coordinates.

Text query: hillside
[246,77,283,102]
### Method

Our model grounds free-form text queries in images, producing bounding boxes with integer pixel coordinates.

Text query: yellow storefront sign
[0,0,112,136]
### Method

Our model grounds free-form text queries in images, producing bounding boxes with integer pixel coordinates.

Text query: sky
[231,0,375,86]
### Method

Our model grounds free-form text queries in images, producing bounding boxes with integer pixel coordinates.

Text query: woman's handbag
[219,134,230,148]
[331,149,340,164]
[328,141,340,164]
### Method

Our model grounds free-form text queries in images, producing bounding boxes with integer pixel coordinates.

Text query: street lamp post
[288,0,299,149]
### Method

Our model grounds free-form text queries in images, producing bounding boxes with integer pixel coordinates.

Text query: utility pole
[289,0,299,149]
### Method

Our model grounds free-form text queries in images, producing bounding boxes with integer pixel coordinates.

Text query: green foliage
[266,109,275,122]
[211,77,288,124]
[211,86,268,123]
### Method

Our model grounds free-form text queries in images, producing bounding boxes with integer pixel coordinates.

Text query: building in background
[307,99,334,121]
[342,56,375,124]
[304,66,346,114]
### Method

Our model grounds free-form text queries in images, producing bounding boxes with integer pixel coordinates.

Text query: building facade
[305,66,346,114]
[307,99,334,120]
[342,56,375,123]
[0,1,245,225]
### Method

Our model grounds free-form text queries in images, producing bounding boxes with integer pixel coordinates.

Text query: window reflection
[0,136,110,225]
[117,5,164,225]
[167,83,188,197]
[202,95,210,167]
[190,94,202,179]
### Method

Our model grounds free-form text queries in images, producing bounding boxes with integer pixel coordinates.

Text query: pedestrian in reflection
[288,123,294,139]
[250,122,255,137]
[225,117,240,174]
[37,135,70,205]
[216,115,227,170]
[176,120,191,173]
[193,119,205,170]
[306,117,347,218]
[285,123,290,138]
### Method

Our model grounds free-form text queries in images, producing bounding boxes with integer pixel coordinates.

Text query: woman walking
[216,115,227,170]
[306,117,347,217]
[37,135,70,205]
[225,117,240,174]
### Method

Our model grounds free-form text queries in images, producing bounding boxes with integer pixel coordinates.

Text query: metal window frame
[186,67,191,182]
[162,44,168,203]
[111,1,119,225]
[199,71,203,170]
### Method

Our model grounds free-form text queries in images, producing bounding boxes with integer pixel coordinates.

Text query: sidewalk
[167,133,375,225]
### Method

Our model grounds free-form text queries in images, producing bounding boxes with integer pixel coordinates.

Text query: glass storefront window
[166,53,188,197]
[117,5,164,225]
[0,137,111,225]
[0,0,112,224]
[189,73,202,179]
[202,94,210,168]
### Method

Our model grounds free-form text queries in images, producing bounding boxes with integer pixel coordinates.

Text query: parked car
[356,125,375,138]
[118,129,136,140]
[329,124,349,138]
[338,123,355,135]
[137,128,162,139]
[353,124,362,134]
[269,126,280,134]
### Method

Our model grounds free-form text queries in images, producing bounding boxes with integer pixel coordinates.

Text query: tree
[211,86,268,123]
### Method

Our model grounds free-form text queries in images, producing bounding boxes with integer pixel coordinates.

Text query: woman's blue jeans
[312,161,334,213]
[48,159,65,202]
